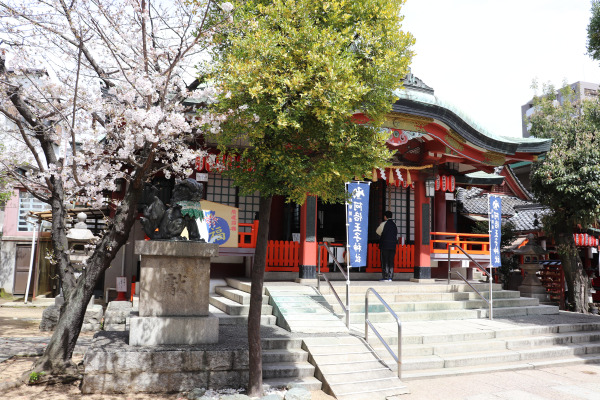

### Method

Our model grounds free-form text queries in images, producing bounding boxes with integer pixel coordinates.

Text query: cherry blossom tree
[0,0,229,381]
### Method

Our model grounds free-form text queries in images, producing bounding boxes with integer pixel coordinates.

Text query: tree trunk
[246,195,272,397]
[26,176,145,383]
[26,273,94,382]
[555,226,590,313]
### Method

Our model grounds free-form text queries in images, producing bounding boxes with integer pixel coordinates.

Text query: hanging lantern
[435,175,441,191]
[448,175,456,192]
[441,175,447,191]
[575,234,579,246]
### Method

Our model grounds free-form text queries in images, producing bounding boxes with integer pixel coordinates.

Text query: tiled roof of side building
[508,205,551,232]
[456,188,534,217]
[456,188,551,232]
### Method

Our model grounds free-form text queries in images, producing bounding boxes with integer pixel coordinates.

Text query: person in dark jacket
[376,210,398,281]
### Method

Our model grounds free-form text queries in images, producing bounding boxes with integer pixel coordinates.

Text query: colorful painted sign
[194,200,238,247]
[346,182,370,267]
[489,195,502,268]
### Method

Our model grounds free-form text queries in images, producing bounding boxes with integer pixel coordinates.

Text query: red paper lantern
[435,175,441,191]
[448,175,456,192]
[441,175,447,191]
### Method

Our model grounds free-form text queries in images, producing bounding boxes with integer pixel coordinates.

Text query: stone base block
[104,301,133,324]
[129,314,219,345]
[82,330,250,394]
[40,304,103,332]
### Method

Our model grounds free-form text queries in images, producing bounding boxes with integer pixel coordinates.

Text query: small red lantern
[448,175,456,192]
[435,175,441,191]
[441,175,447,191]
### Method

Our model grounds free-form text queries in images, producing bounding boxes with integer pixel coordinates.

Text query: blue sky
[401,0,600,137]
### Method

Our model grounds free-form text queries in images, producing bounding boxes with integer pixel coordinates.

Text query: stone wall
[82,331,250,394]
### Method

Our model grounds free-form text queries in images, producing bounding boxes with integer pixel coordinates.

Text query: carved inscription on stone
[162,272,189,296]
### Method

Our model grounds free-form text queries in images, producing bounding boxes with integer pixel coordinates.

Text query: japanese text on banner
[489,195,502,268]
[346,182,370,267]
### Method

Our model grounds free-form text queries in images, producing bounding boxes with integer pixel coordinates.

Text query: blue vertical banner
[346,182,370,268]
[489,195,502,268]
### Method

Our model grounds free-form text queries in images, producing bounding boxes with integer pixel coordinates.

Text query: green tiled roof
[392,81,552,155]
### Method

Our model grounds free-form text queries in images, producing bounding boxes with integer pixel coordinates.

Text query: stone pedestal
[518,263,549,302]
[129,240,219,345]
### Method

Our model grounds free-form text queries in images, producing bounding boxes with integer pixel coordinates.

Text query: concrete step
[262,337,304,350]
[209,294,273,315]
[383,343,600,371]
[369,321,600,347]
[329,297,540,315]
[401,354,600,380]
[215,286,269,305]
[225,278,252,293]
[317,282,503,296]
[323,290,520,305]
[263,376,323,391]
[350,309,481,323]
[263,349,309,363]
[208,305,276,325]
[262,362,315,379]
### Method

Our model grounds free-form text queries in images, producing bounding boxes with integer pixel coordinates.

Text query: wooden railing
[265,240,300,271]
[238,220,259,248]
[430,232,489,255]
[251,230,487,273]
[366,243,414,273]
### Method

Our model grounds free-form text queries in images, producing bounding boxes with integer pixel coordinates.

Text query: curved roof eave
[392,89,552,155]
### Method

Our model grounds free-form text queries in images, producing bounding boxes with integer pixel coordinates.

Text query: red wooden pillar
[413,177,431,279]
[299,195,318,279]
[434,190,447,233]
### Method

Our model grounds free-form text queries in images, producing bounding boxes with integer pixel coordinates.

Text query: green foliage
[588,0,600,61]
[527,85,600,233]
[204,0,414,204]
[472,220,517,249]
[28,371,44,384]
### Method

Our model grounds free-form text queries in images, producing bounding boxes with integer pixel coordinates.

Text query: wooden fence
[265,240,414,273]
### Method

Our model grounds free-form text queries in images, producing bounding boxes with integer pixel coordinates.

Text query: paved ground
[3,297,600,399]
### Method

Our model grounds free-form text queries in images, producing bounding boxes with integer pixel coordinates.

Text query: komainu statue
[140,178,204,241]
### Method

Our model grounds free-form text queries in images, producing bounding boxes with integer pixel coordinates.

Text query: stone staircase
[209,278,277,326]
[211,278,600,398]
[368,318,600,380]
[318,282,559,323]
[209,278,321,391]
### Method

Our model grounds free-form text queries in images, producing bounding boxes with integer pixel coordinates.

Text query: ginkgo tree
[202,0,414,395]
[0,0,229,381]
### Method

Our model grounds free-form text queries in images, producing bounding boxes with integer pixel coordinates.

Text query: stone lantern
[513,233,548,302]
[55,212,98,306]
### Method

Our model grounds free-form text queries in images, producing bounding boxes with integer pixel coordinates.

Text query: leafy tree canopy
[202,0,414,204]
[528,84,600,232]
[587,0,600,61]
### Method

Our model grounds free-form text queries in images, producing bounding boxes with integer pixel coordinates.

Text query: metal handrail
[317,243,350,328]
[365,288,402,379]
[447,244,493,320]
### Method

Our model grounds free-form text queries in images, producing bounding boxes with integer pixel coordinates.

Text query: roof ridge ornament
[402,68,434,95]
